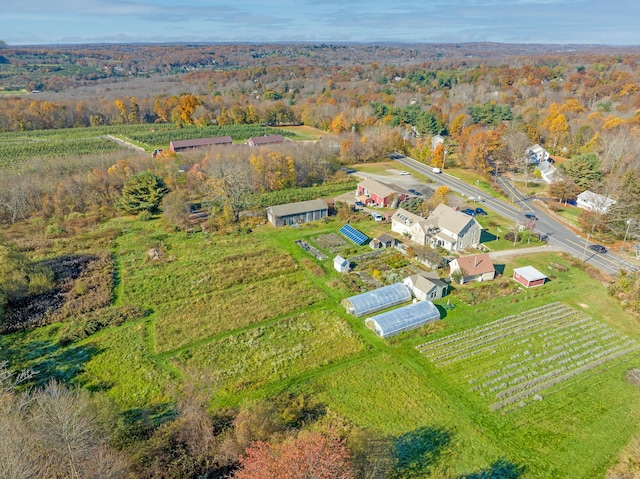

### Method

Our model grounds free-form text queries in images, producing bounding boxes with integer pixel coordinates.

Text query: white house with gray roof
[391,204,482,252]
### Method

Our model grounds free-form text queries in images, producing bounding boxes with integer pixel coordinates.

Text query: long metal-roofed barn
[342,283,412,318]
[366,300,441,338]
[169,136,233,152]
[266,199,328,227]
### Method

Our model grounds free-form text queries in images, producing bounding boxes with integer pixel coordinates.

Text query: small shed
[342,283,412,318]
[366,301,441,338]
[266,199,328,227]
[513,266,547,288]
[334,255,350,273]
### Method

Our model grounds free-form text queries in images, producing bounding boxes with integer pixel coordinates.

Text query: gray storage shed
[342,283,412,318]
[266,199,328,227]
[366,300,441,338]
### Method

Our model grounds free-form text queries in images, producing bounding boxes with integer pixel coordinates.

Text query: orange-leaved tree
[234,431,355,479]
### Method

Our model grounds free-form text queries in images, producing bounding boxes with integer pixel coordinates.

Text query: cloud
[1,0,640,44]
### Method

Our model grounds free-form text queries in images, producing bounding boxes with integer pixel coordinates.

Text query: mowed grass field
[2,213,640,478]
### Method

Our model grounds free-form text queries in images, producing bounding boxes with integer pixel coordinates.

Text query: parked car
[371,213,384,221]
[461,208,477,216]
[408,188,422,196]
[524,213,538,220]
[399,170,410,175]
[589,244,607,253]
[354,201,365,208]
[475,207,488,216]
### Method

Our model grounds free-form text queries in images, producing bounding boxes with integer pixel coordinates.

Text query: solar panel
[340,224,369,245]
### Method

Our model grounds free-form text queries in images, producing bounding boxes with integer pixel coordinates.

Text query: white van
[432,167,441,174]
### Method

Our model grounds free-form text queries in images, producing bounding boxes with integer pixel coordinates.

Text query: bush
[45,223,64,235]
[137,210,153,221]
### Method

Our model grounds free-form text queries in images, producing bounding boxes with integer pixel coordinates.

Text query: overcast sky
[2,0,639,46]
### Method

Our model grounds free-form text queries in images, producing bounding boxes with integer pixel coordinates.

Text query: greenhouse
[365,300,441,338]
[342,283,412,318]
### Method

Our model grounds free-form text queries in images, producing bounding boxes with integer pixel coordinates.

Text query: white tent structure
[366,301,441,338]
[342,283,412,318]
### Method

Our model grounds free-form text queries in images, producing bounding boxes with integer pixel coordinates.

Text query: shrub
[45,223,64,236]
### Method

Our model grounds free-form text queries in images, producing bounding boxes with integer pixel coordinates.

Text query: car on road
[475,207,488,216]
[432,167,441,174]
[589,244,607,253]
[398,170,410,175]
[524,213,538,220]
[461,208,477,216]
[408,188,422,196]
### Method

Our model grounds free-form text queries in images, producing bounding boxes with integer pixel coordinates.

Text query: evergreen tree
[118,171,169,214]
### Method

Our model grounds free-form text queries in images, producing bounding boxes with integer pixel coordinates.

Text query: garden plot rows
[417,303,640,411]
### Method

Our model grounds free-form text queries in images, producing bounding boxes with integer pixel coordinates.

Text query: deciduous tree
[234,432,355,479]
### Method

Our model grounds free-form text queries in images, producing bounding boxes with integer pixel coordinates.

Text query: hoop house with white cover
[342,283,412,318]
[366,301,440,338]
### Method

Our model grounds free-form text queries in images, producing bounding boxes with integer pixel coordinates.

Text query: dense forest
[1,42,640,478]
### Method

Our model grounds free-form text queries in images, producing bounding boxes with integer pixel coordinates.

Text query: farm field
[0,123,304,170]
[2,212,640,478]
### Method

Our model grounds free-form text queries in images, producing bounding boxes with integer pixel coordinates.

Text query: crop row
[416,302,569,353]
[423,310,589,365]
[490,344,640,411]
[0,137,124,167]
[126,125,297,146]
[471,326,628,394]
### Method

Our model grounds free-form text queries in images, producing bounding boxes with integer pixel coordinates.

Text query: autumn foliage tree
[234,432,355,479]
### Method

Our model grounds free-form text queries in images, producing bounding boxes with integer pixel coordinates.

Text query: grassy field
[2,211,640,478]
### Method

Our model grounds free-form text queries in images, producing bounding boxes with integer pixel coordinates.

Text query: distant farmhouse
[449,253,495,284]
[535,159,558,184]
[431,134,445,150]
[576,190,617,214]
[247,134,285,147]
[266,199,328,227]
[526,144,550,164]
[391,204,482,252]
[169,136,233,153]
[356,178,410,208]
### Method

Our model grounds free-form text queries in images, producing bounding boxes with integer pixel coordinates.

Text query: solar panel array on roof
[366,300,441,338]
[342,283,412,318]
[340,224,369,245]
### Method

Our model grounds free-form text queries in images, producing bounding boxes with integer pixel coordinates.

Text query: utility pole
[622,219,632,252]
[582,233,590,262]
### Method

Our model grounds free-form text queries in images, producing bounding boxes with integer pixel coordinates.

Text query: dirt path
[487,244,564,261]
[103,135,147,154]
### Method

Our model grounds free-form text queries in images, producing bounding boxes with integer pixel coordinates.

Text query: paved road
[391,153,638,277]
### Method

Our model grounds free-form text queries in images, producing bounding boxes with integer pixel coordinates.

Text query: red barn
[513,266,547,288]
[169,136,233,152]
[356,178,410,207]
